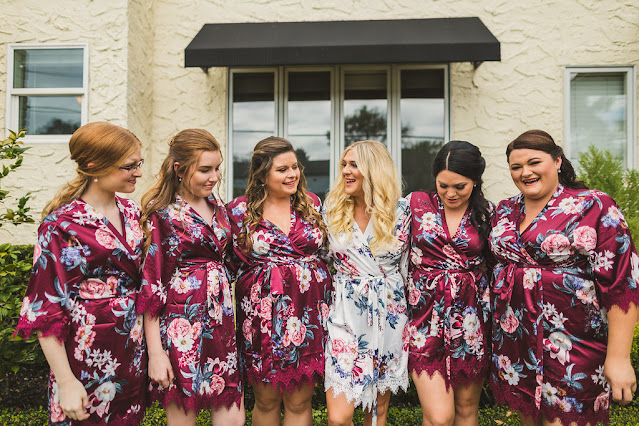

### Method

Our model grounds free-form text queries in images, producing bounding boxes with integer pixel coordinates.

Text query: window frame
[5,42,89,143]
[563,65,636,169]
[226,64,450,198]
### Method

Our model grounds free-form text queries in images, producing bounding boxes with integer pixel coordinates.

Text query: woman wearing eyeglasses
[138,129,244,426]
[15,122,148,424]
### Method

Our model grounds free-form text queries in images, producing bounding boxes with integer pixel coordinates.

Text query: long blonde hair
[239,136,326,250]
[140,129,222,252]
[42,122,141,219]
[325,140,400,255]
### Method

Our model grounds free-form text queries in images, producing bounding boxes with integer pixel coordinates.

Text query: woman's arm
[144,312,174,389]
[604,303,638,405]
[38,334,89,421]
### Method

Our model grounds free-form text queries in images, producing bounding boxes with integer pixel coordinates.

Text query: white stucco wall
[1,0,638,243]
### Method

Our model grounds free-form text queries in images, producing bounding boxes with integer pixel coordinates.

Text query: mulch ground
[0,363,49,409]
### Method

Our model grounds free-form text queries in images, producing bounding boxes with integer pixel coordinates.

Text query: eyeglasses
[119,159,144,173]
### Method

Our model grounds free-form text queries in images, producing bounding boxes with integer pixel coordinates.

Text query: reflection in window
[344,71,387,146]
[232,72,275,198]
[287,71,331,199]
[18,96,82,135]
[13,49,84,89]
[569,71,629,167]
[400,69,445,194]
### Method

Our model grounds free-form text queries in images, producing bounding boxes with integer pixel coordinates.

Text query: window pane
[232,72,276,198]
[288,71,331,199]
[344,71,387,146]
[13,49,84,89]
[570,72,627,166]
[400,69,445,194]
[18,96,82,135]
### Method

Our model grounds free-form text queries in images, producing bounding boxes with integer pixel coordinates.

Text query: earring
[94,177,98,183]
[473,183,477,187]
[558,169,562,174]
[178,177,182,182]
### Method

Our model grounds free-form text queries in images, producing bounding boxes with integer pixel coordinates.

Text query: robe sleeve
[225,200,245,276]
[14,222,82,343]
[398,199,412,284]
[589,193,639,312]
[138,212,178,318]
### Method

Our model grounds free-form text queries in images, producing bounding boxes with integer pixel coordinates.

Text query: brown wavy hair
[239,136,326,250]
[140,129,222,252]
[42,122,141,219]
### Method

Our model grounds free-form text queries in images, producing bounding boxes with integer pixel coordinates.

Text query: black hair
[432,140,491,239]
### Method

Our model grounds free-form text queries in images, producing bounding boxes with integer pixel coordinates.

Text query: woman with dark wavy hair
[489,130,638,425]
[226,136,331,426]
[407,140,492,425]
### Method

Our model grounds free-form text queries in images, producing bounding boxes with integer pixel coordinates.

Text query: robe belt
[180,258,228,324]
[265,255,320,295]
[492,262,560,317]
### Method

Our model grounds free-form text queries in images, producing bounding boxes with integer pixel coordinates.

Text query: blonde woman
[138,129,244,425]
[14,122,147,424]
[226,136,331,426]
[324,140,410,426]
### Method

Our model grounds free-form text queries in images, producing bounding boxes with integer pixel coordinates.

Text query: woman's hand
[148,351,175,389]
[57,376,90,421]
[604,356,637,405]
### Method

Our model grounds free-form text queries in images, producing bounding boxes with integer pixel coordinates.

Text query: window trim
[563,65,636,169]
[226,64,450,198]
[5,42,89,143]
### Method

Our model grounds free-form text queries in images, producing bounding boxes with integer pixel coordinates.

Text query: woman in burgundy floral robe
[489,130,639,426]
[138,129,243,425]
[407,141,492,425]
[15,122,147,425]
[227,137,331,426]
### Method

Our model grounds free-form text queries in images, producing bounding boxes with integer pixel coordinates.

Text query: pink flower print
[207,267,221,297]
[130,315,144,344]
[243,319,253,343]
[250,283,261,303]
[251,230,274,255]
[74,325,96,361]
[540,233,572,262]
[286,316,307,346]
[32,244,42,266]
[401,323,414,345]
[171,276,190,294]
[259,297,272,320]
[408,287,420,306]
[309,228,323,246]
[546,331,572,365]
[320,302,330,324]
[260,318,271,335]
[442,244,462,265]
[50,382,66,423]
[594,392,609,412]
[167,318,192,340]
[209,374,225,395]
[500,306,519,334]
[95,228,118,249]
[129,219,144,241]
[79,278,112,299]
[572,226,597,255]
[522,268,540,291]
[497,355,512,371]
[331,338,347,356]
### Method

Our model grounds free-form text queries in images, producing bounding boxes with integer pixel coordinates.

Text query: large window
[228,65,448,198]
[565,67,636,169]
[6,43,88,143]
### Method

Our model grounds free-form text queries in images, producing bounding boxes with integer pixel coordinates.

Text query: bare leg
[211,392,246,426]
[452,381,483,426]
[282,382,315,426]
[253,382,283,426]
[166,401,197,426]
[363,391,391,426]
[412,370,455,426]
[326,388,357,426]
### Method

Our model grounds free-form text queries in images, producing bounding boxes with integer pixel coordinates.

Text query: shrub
[578,147,639,242]
[0,244,42,378]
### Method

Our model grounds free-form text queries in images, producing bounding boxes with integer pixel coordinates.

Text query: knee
[423,410,454,426]
[327,410,353,426]
[254,395,281,413]
[283,394,312,415]
[454,399,478,419]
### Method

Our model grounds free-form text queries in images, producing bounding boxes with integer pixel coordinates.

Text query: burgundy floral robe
[489,185,639,425]
[226,194,331,392]
[138,195,241,412]
[15,197,147,425]
[406,191,491,389]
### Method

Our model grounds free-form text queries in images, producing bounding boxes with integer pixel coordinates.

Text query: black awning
[184,17,500,68]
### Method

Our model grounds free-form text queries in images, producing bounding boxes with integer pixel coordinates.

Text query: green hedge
[1,404,637,425]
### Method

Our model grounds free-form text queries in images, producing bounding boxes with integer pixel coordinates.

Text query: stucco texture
[1,0,638,243]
